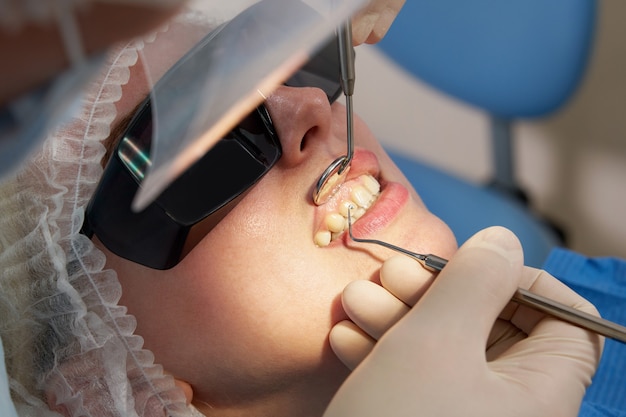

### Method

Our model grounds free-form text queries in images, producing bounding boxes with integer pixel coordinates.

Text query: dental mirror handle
[338,20,355,96]
[338,20,354,174]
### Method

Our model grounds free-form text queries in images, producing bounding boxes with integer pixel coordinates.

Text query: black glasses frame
[82,30,345,269]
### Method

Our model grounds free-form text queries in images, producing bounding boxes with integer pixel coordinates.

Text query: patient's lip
[312,149,409,245]
[338,151,410,237]
[346,181,409,240]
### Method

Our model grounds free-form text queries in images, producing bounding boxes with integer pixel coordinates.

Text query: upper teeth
[314,174,381,247]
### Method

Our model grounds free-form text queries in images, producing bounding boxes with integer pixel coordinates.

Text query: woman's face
[102,85,457,416]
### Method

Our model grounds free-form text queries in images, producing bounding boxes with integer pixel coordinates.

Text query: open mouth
[313,173,381,247]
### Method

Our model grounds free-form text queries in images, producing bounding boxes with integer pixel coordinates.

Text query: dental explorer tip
[346,204,356,239]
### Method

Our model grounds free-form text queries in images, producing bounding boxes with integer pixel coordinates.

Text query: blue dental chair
[378,0,597,267]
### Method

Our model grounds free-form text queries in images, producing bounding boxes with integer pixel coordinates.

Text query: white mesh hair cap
[0,7,212,417]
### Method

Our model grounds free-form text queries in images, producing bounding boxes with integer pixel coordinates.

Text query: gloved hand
[351,0,406,45]
[325,226,603,417]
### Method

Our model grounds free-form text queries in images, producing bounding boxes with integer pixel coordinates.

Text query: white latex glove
[351,0,405,45]
[329,254,436,369]
[325,226,603,417]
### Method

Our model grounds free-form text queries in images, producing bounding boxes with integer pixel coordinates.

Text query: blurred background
[353,1,626,260]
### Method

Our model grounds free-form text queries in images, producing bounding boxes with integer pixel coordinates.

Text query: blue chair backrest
[377,0,597,118]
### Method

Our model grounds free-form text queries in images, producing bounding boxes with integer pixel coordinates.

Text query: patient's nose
[264,86,333,167]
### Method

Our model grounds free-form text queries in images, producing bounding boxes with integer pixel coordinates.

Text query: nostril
[264,86,332,166]
[300,126,320,152]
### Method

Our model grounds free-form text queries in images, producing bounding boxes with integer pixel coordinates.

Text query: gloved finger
[380,255,436,306]
[329,320,376,370]
[398,226,524,350]
[485,318,526,360]
[341,280,410,340]
[511,267,604,352]
[483,267,548,358]
[351,0,406,45]
[489,268,603,416]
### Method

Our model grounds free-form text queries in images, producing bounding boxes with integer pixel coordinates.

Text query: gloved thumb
[400,226,524,349]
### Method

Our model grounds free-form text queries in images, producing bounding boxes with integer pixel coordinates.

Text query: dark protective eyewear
[82,29,346,270]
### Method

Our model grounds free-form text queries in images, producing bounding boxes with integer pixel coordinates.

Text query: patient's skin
[99,84,457,416]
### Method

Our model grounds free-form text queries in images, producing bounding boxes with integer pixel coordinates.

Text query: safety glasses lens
[117,104,280,224]
[284,36,343,102]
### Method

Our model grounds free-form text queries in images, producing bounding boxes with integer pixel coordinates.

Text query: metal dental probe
[346,208,626,344]
[312,20,356,205]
